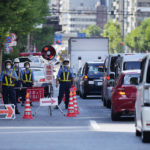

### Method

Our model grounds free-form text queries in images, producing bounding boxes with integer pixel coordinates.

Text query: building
[96,0,107,29]
[59,0,99,33]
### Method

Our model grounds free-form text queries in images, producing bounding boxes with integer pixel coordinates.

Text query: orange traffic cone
[23,92,33,119]
[73,88,80,115]
[66,91,76,117]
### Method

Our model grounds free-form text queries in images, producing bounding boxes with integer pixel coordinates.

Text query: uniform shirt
[0,69,18,82]
[57,66,74,79]
[22,69,34,81]
[13,67,24,80]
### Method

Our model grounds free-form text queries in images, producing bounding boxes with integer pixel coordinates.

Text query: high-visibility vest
[14,67,21,80]
[2,70,15,87]
[60,67,72,82]
[23,69,33,83]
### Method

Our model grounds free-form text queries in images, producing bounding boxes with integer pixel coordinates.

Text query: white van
[135,54,150,143]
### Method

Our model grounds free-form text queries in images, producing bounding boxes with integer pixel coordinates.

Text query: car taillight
[40,78,46,82]
[118,87,126,95]
[84,75,88,81]
[106,76,110,80]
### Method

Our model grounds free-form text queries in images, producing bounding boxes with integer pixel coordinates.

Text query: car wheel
[142,131,150,143]
[136,129,141,136]
[82,93,87,99]
[103,98,106,106]
[111,107,120,121]
[106,100,111,108]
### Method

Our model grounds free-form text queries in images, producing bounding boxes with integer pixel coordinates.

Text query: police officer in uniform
[21,61,34,106]
[0,60,20,114]
[13,58,23,103]
[56,59,74,109]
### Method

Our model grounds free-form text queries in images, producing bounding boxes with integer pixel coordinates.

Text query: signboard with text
[45,64,53,83]
[40,98,58,106]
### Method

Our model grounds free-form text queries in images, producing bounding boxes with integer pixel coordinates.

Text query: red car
[111,70,140,121]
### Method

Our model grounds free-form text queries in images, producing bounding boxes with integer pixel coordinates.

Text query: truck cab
[135,55,150,142]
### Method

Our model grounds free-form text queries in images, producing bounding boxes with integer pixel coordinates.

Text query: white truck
[68,37,109,74]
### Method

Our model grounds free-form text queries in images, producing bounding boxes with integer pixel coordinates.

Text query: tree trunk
[0,44,3,72]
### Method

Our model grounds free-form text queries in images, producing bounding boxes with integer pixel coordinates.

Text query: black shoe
[65,105,68,109]
[15,109,20,114]
[21,102,25,106]
[30,102,33,106]
[54,106,59,109]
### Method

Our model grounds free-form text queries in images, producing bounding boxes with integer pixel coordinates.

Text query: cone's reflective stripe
[60,67,72,82]
[2,70,15,86]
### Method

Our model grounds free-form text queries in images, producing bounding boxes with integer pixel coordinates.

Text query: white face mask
[26,65,29,69]
[6,65,11,69]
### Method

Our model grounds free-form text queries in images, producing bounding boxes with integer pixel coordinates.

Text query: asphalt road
[0,88,150,150]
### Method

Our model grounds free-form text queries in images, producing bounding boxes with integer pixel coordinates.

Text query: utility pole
[26,33,30,52]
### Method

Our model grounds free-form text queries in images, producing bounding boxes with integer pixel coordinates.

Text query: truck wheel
[82,93,87,99]
[136,129,141,136]
[142,131,150,143]
[103,98,106,106]
[111,108,120,121]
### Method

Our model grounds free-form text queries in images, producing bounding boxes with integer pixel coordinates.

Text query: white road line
[90,120,101,130]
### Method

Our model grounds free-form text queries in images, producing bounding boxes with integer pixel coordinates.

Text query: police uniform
[21,68,34,104]
[0,69,18,107]
[13,67,23,103]
[57,65,74,108]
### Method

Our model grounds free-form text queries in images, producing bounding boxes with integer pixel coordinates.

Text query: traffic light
[41,45,56,60]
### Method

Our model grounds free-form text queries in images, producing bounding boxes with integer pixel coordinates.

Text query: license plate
[88,81,94,84]
[97,82,102,86]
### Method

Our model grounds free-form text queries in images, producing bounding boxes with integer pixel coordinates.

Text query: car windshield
[19,58,31,62]
[123,74,140,85]
[87,63,104,77]
[123,61,141,70]
[30,57,40,63]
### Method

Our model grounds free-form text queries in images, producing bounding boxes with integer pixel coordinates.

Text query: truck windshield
[87,63,104,77]
[123,61,141,70]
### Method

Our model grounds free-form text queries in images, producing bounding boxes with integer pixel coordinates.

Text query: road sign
[8,41,17,47]
[45,64,53,83]
[40,98,58,106]
[10,33,17,41]
[6,37,12,43]
[0,104,15,119]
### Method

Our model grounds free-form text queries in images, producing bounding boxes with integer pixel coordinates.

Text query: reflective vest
[60,67,72,82]
[14,67,21,80]
[23,69,33,83]
[2,70,15,87]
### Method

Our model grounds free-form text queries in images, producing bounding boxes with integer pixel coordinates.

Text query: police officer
[13,58,23,103]
[56,58,74,109]
[0,60,20,114]
[21,61,34,106]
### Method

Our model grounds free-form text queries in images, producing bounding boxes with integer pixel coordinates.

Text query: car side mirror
[130,77,138,85]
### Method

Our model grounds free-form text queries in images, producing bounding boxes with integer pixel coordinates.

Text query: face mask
[26,65,29,69]
[6,65,11,69]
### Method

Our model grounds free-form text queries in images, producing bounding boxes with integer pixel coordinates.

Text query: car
[111,70,140,121]
[79,61,104,99]
[103,54,119,108]
[135,55,150,143]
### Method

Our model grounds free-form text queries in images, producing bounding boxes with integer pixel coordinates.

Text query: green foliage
[102,20,123,54]
[32,26,54,51]
[81,25,101,37]
[125,17,150,52]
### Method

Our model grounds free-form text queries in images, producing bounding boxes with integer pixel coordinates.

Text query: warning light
[44,47,48,51]
[41,45,56,60]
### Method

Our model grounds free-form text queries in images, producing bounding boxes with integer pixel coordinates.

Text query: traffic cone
[73,89,80,115]
[66,91,76,117]
[23,92,33,119]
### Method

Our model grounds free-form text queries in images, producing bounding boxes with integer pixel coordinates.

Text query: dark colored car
[78,62,104,99]
[111,70,140,121]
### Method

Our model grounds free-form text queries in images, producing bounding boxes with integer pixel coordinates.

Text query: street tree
[81,25,101,37]
[0,0,49,69]
[125,17,150,52]
[102,20,123,54]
